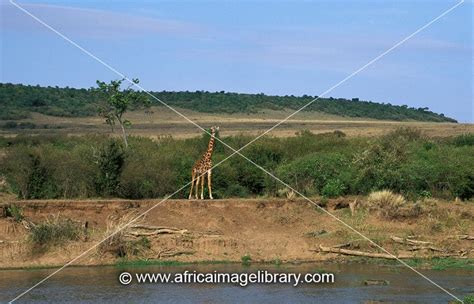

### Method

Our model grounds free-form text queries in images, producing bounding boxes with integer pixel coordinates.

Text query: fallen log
[449,235,474,241]
[317,245,458,259]
[407,246,443,252]
[131,224,182,231]
[390,236,432,246]
[156,249,195,258]
[332,242,352,249]
[127,229,188,237]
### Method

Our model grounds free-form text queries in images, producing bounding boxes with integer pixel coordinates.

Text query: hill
[0,83,456,122]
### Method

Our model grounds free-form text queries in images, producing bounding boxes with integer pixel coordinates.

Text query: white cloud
[1,2,205,38]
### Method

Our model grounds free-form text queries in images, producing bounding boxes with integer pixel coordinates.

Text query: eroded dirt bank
[0,198,472,269]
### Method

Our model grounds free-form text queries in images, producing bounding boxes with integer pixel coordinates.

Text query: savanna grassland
[1,107,473,139]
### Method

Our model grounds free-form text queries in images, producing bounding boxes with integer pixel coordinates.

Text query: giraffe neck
[204,131,216,159]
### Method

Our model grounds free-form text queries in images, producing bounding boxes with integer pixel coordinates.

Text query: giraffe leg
[189,171,195,200]
[200,173,205,200]
[207,170,213,199]
[195,175,200,199]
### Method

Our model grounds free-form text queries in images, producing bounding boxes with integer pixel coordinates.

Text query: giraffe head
[210,126,219,135]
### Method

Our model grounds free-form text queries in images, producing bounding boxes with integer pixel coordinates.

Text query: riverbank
[1,198,472,270]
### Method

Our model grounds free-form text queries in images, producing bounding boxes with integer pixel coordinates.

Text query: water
[1,263,472,303]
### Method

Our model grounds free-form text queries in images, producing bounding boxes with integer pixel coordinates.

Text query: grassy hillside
[0,83,456,122]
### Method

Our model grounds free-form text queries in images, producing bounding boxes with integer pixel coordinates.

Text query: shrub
[2,146,57,199]
[367,190,406,208]
[3,121,18,129]
[353,128,427,194]
[366,190,423,219]
[2,204,24,222]
[41,145,98,198]
[321,179,346,198]
[2,143,98,199]
[98,214,151,257]
[277,153,353,196]
[96,140,125,196]
[241,254,252,266]
[463,295,474,304]
[30,217,82,247]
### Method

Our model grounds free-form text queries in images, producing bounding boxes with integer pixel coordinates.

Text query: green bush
[277,153,353,196]
[321,179,346,198]
[463,295,474,304]
[30,217,82,247]
[2,146,57,199]
[241,254,252,266]
[4,204,24,222]
[353,128,424,194]
[119,137,183,198]
[96,140,125,196]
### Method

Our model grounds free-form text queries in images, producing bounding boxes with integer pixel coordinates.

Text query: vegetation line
[0,83,456,122]
[1,128,472,200]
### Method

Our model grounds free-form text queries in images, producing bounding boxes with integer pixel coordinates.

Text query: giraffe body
[189,126,219,200]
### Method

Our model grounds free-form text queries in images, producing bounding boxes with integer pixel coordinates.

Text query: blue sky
[1,0,472,122]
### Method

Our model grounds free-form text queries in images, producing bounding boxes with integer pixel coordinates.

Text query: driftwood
[126,224,189,237]
[131,224,182,231]
[127,229,188,237]
[332,242,353,249]
[156,249,195,258]
[390,236,445,252]
[448,235,474,241]
[317,245,457,259]
[407,246,443,252]
[390,236,432,246]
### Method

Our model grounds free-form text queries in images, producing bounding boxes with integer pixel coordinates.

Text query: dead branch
[449,235,474,241]
[21,219,35,230]
[156,249,195,258]
[126,228,188,237]
[407,246,443,252]
[390,236,432,246]
[316,245,457,259]
[130,224,183,231]
[332,242,352,249]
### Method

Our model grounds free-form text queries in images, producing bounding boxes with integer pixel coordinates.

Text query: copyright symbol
[119,272,132,285]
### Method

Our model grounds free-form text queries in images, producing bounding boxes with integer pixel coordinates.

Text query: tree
[95,78,150,147]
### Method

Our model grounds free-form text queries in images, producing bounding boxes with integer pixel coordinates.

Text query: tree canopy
[0,82,456,122]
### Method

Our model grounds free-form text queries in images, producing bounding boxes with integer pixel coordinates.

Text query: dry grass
[1,107,472,139]
[367,190,406,208]
[365,190,424,219]
[98,212,150,257]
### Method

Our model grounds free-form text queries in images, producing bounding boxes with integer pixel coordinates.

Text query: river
[1,263,472,303]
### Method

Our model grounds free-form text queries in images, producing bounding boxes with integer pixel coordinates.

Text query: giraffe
[189,126,219,200]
